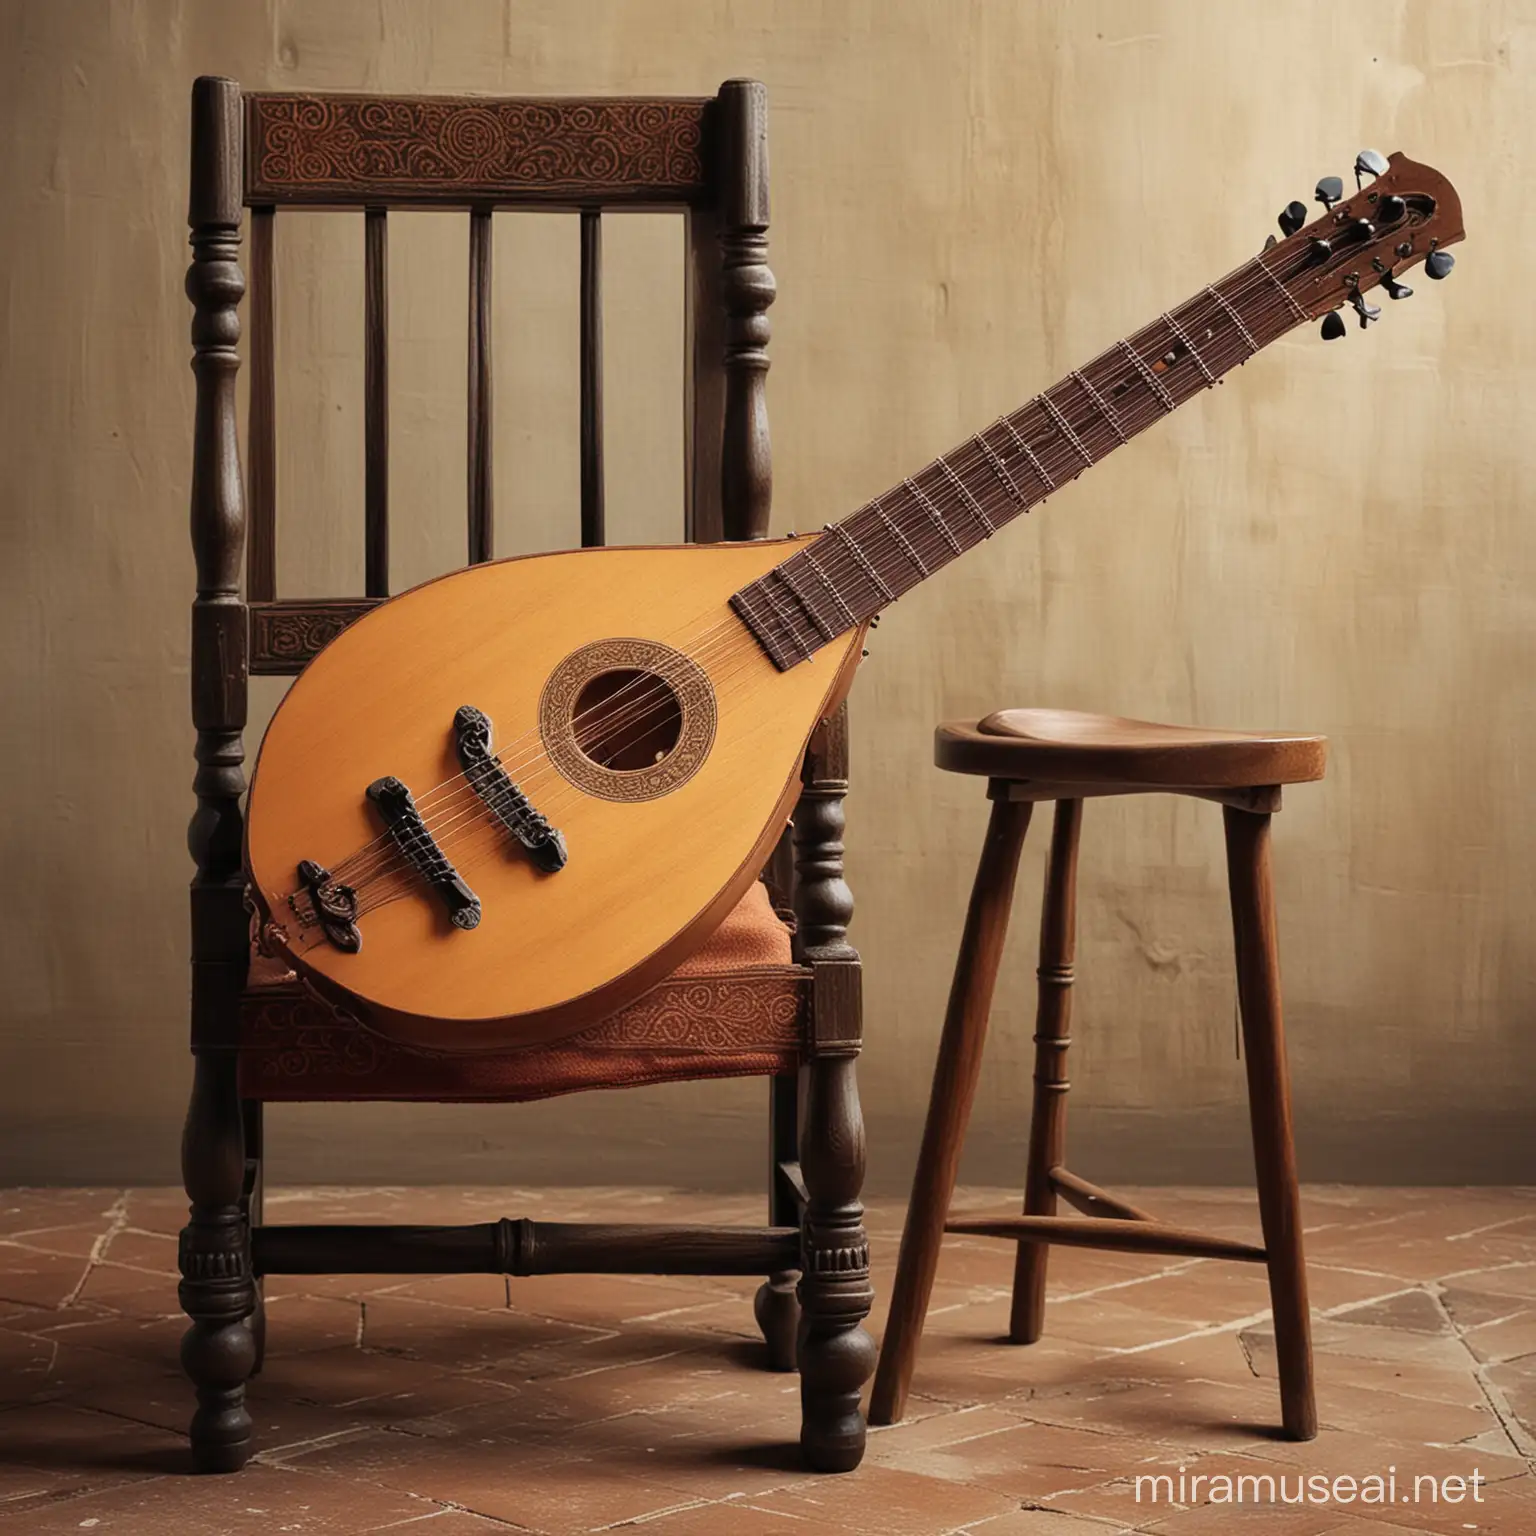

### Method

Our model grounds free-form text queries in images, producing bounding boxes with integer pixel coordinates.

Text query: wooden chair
[869,709,1324,1441]
[181,75,873,1477]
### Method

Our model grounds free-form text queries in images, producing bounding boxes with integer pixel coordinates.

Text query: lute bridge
[454,705,568,874]
[366,774,482,930]
[295,706,566,954]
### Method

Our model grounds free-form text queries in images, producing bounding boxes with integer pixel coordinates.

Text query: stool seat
[936,708,1328,788]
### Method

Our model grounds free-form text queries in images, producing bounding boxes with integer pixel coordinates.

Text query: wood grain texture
[244,93,710,206]
[1009,796,1082,1342]
[716,80,773,542]
[873,740,1318,1436]
[944,1214,1266,1263]
[1048,1166,1154,1224]
[1224,806,1317,1440]
[869,795,1033,1427]
[244,539,866,1045]
[254,1220,799,1276]
[937,710,1327,788]
[183,74,257,1475]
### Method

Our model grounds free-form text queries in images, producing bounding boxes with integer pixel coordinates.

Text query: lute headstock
[1266,151,1464,336]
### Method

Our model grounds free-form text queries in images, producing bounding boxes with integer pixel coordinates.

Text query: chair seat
[240,881,807,1103]
[936,708,1327,788]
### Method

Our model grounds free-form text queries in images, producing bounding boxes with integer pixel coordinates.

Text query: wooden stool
[869,708,1326,1441]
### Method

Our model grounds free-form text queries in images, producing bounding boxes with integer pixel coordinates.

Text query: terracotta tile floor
[1,1185,1534,1533]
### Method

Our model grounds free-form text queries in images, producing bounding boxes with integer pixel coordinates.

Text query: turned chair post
[181,74,258,1473]
[792,710,876,1471]
[1009,795,1083,1344]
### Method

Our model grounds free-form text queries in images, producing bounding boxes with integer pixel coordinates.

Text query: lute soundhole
[574,669,684,769]
[540,638,717,802]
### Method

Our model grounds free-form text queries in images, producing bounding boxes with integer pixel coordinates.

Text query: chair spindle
[245,205,276,603]
[717,79,774,542]
[580,208,605,548]
[364,208,389,596]
[467,208,493,564]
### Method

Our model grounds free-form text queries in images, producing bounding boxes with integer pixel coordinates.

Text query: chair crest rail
[245,92,713,208]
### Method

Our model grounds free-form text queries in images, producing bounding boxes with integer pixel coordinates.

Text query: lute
[246,151,1464,1048]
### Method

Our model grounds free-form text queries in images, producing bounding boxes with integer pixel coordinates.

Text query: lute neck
[730,246,1311,670]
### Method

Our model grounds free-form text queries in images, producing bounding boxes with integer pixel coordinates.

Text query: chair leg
[241,1098,266,1378]
[1010,798,1082,1344]
[870,792,1034,1427]
[798,1048,876,1472]
[756,1072,802,1372]
[179,1052,258,1473]
[1223,806,1317,1442]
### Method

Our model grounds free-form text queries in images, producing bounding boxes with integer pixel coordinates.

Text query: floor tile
[0,1185,1532,1534]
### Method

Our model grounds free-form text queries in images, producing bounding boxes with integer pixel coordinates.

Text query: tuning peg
[1425,249,1455,279]
[1349,290,1382,328]
[1354,148,1389,187]
[1377,194,1406,223]
[1278,200,1309,236]
[1315,174,1344,210]
[1263,233,1278,252]
[1320,310,1347,340]
[1381,269,1413,300]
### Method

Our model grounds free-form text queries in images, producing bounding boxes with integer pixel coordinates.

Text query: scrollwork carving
[250,600,378,674]
[246,94,709,204]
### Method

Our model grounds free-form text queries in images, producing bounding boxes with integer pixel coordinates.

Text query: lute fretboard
[730,249,1310,669]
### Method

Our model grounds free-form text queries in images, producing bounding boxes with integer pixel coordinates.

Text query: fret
[1037,391,1095,470]
[760,576,813,660]
[1205,285,1258,355]
[905,475,963,554]
[972,429,1024,504]
[777,565,837,640]
[998,414,1056,492]
[1162,310,1216,386]
[1071,368,1128,444]
[799,544,858,628]
[826,520,895,602]
[731,243,1319,672]
[1251,254,1307,322]
[873,495,931,576]
[937,454,996,535]
[730,583,795,669]
[1117,338,1175,412]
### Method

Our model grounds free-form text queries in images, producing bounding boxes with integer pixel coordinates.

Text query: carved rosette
[246,95,708,204]
[539,638,717,803]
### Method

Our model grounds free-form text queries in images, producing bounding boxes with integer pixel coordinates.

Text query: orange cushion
[247,879,793,989]
[239,881,803,1102]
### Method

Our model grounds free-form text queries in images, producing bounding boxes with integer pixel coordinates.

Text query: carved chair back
[234,83,774,676]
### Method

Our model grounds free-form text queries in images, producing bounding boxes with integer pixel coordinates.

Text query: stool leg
[1223,805,1317,1442]
[1009,798,1082,1344]
[869,791,1033,1427]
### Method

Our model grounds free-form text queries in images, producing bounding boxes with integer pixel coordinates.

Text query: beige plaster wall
[2,0,1532,1191]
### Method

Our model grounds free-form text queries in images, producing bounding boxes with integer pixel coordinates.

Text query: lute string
[311,257,1313,917]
